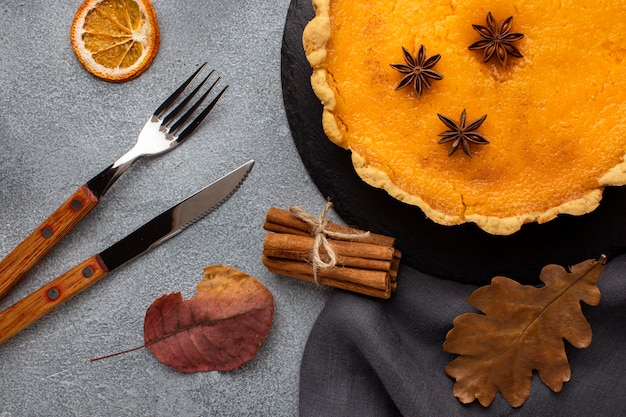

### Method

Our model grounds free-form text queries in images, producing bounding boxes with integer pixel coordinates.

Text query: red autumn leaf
[443,256,605,408]
[143,265,274,373]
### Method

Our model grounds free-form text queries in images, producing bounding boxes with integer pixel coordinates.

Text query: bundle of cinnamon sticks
[262,206,401,299]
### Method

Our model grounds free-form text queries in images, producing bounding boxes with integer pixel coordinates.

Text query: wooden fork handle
[0,185,99,299]
[0,254,108,344]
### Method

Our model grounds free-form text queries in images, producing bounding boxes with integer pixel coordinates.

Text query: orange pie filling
[303,0,626,235]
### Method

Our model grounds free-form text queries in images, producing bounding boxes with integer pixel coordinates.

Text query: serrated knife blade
[0,160,254,344]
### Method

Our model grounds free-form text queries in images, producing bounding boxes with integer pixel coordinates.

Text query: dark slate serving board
[279,0,626,285]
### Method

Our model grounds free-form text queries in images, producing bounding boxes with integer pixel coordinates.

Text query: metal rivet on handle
[41,227,53,239]
[82,266,94,278]
[71,198,83,211]
[47,287,59,301]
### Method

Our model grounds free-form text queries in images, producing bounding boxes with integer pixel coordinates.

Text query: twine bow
[289,202,370,285]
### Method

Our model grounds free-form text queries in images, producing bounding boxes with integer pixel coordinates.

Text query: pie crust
[302,0,626,235]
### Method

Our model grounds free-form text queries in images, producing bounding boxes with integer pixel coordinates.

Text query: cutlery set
[0,64,253,343]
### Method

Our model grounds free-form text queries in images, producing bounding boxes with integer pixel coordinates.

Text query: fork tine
[166,76,222,137]
[153,63,207,118]
[174,86,229,143]
[161,70,215,127]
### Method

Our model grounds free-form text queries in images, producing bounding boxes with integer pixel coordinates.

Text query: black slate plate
[280,0,626,285]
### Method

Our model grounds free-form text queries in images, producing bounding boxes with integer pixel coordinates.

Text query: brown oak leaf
[443,256,605,408]
[143,265,274,372]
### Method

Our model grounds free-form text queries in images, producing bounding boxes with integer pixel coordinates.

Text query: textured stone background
[0,1,330,415]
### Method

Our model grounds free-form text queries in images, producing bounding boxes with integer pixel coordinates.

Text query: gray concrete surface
[0,1,330,415]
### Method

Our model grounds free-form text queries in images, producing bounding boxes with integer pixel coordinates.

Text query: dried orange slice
[70,0,160,82]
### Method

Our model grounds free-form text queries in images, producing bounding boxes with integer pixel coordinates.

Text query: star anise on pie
[390,45,443,98]
[469,12,524,65]
[437,109,489,157]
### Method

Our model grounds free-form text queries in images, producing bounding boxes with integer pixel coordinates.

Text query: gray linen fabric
[300,254,626,417]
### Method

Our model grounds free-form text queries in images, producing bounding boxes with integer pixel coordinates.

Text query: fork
[0,63,227,300]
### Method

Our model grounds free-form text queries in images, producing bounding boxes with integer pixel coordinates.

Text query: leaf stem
[88,345,145,363]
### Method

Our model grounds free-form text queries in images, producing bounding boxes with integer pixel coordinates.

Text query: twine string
[289,202,370,284]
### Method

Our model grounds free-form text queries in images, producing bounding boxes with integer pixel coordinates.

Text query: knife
[0,160,254,344]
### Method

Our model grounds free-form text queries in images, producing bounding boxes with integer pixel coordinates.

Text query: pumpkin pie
[302,0,626,235]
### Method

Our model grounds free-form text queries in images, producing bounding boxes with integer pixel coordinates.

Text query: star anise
[469,12,524,65]
[437,109,489,157]
[390,45,443,98]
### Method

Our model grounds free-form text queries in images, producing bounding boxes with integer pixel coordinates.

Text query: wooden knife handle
[0,254,108,344]
[0,185,99,299]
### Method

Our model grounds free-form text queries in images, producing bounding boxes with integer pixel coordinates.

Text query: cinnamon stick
[264,207,395,247]
[263,248,393,272]
[262,256,390,291]
[262,256,392,299]
[264,233,395,261]
[390,249,401,282]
